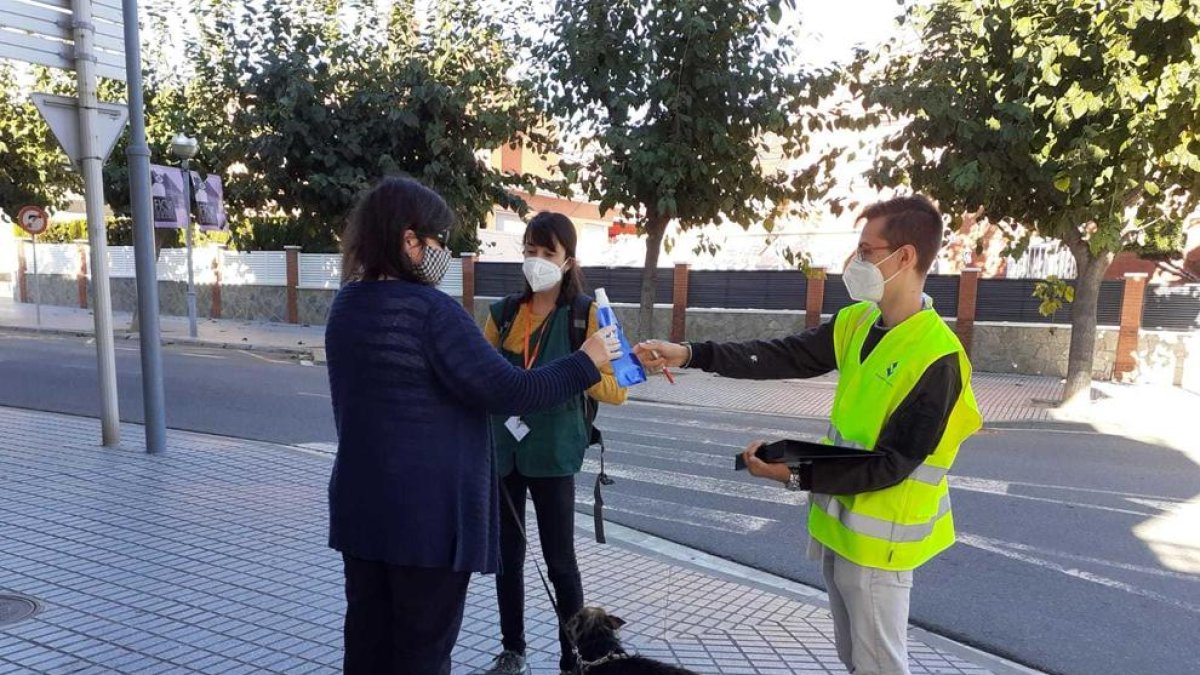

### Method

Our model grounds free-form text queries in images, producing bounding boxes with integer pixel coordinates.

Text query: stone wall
[220,286,289,323]
[298,289,336,326]
[972,323,1117,379]
[469,297,673,341]
[21,274,78,308]
[16,278,1197,387]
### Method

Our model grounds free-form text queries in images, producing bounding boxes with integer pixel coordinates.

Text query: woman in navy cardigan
[325,177,617,675]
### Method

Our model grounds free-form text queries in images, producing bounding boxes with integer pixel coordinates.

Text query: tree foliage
[5,1,554,253]
[0,62,79,216]
[837,0,1200,403]
[170,0,554,252]
[535,0,833,333]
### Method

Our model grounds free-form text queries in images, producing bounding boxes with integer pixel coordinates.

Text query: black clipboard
[734,438,879,470]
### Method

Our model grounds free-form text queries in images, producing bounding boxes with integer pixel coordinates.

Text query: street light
[170,133,199,338]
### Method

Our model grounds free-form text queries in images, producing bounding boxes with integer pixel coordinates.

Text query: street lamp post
[170,133,199,339]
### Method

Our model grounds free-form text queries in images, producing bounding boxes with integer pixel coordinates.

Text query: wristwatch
[785,465,803,492]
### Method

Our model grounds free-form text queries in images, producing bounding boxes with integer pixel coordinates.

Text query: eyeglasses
[853,243,894,263]
[423,230,449,249]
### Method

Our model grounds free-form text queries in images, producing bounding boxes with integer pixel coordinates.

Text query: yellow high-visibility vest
[808,301,982,571]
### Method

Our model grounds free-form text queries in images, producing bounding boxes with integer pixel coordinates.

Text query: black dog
[565,607,700,674]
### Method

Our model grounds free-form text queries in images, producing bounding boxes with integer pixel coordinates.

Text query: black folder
[734,439,879,471]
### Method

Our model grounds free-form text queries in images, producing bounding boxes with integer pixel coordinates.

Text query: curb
[0,323,316,361]
[578,516,1050,675]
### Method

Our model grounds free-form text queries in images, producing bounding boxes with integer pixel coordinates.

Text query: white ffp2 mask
[843,249,902,303]
[523,257,567,292]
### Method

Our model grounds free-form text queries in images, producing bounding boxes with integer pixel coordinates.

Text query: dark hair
[341,176,453,283]
[859,195,945,275]
[521,211,587,304]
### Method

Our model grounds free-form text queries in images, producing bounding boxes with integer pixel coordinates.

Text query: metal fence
[474,262,1199,331]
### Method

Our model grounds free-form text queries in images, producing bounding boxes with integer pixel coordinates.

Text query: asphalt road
[1,331,1197,675]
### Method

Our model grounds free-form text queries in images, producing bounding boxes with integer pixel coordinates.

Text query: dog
[565,607,700,674]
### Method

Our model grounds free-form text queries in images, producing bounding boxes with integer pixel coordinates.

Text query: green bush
[12,216,231,248]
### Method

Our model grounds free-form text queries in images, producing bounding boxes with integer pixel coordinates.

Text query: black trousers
[497,471,584,671]
[342,553,471,675]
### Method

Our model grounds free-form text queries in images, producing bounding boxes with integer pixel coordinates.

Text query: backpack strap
[567,293,593,351]
[568,292,614,544]
[492,294,524,344]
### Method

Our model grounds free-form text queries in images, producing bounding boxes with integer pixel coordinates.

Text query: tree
[838,0,1200,406]
[0,62,79,216]
[535,0,832,335]
[178,0,555,253]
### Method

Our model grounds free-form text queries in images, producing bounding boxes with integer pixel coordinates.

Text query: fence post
[1114,272,1149,382]
[211,245,224,320]
[805,267,826,329]
[285,245,301,324]
[17,239,28,303]
[76,239,89,309]
[670,262,690,342]
[461,252,476,313]
[955,268,980,356]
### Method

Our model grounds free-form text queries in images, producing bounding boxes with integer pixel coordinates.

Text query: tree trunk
[129,228,169,332]
[1061,245,1114,409]
[638,218,668,342]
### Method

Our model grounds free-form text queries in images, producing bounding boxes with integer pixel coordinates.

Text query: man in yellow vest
[636,195,981,675]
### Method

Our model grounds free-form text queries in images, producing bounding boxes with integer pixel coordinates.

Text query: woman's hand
[633,340,688,371]
[582,326,622,367]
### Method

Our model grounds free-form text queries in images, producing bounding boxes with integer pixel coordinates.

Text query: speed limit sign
[16,206,49,236]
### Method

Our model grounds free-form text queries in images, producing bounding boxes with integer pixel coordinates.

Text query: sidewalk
[0,406,1022,675]
[0,299,321,357]
[5,298,1196,431]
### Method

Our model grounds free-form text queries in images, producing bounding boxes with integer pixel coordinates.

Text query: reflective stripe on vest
[812,491,952,543]
[824,423,950,487]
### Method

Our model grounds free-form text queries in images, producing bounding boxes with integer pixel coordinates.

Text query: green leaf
[768,3,782,24]
[1054,175,1072,192]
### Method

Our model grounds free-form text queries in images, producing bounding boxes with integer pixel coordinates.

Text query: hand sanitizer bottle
[594,288,647,388]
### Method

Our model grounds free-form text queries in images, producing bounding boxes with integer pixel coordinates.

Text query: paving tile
[0,406,997,675]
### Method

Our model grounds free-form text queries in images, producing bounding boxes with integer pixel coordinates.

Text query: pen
[651,350,676,385]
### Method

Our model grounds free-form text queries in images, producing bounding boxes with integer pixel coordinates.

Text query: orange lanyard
[523,305,551,370]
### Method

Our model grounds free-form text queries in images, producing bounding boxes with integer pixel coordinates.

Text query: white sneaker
[480,650,529,675]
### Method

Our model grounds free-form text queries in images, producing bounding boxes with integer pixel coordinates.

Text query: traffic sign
[16,206,49,236]
[32,93,128,166]
[0,0,127,82]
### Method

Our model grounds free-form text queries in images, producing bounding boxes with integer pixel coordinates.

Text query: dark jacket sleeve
[687,317,838,380]
[425,294,601,416]
[800,353,962,494]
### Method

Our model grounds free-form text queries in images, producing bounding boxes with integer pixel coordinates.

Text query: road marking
[1125,497,1186,512]
[605,413,824,441]
[237,350,295,365]
[180,352,225,360]
[297,392,330,399]
[576,493,775,534]
[962,533,1199,583]
[958,534,1200,615]
[950,477,1156,517]
[580,459,807,506]
[608,441,732,469]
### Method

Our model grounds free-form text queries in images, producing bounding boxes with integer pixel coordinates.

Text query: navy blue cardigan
[325,280,601,573]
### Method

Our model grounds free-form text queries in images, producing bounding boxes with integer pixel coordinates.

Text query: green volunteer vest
[808,301,982,571]
[489,301,589,478]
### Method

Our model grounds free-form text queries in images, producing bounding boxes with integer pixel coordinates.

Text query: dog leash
[500,482,587,672]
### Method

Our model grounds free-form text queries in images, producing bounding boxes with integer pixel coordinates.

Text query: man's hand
[633,339,689,371]
[741,441,792,484]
